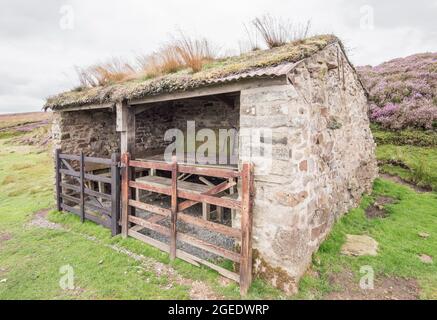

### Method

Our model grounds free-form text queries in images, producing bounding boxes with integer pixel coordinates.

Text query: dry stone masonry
[236,43,377,293]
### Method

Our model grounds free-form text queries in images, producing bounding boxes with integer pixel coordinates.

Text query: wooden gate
[55,149,121,235]
[120,153,254,295]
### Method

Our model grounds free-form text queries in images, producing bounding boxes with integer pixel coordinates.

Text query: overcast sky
[1,0,436,114]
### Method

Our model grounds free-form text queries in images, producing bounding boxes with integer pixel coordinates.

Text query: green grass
[0,137,283,299]
[297,179,437,299]
[1,128,436,299]
[0,140,189,299]
[372,126,437,147]
[0,130,25,140]
[376,144,437,191]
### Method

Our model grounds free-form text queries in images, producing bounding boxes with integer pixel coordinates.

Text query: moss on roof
[45,34,340,110]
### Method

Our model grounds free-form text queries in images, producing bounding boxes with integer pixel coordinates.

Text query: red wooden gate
[120,153,254,295]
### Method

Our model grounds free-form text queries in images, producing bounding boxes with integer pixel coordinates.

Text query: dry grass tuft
[172,32,216,72]
[252,14,311,49]
[136,54,162,79]
[136,45,184,78]
[76,57,136,87]
[159,45,184,74]
[136,32,216,76]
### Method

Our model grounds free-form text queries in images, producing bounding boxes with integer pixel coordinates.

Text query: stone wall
[52,109,119,157]
[52,43,377,294]
[135,99,239,157]
[53,98,239,158]
[135,103,174,153]
[172,99,239,131]
[237,43,377,293]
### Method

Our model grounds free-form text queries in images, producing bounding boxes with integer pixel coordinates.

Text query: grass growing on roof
[45,34,339,110]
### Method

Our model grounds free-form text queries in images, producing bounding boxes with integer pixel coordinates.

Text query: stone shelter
[45,35,377,293]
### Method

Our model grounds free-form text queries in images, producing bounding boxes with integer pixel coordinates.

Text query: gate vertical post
[170,156,178,260]
[79,151,85,223]
[240,162,254,296]
[121,152,131,238]
[111,153,121,236]
[55,148,62,211]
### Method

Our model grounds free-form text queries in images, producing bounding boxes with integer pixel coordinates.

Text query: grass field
[0,114,435,299]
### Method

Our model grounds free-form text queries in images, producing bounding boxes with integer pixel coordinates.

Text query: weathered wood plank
[59,153,80,161]
[177,212,241,239]
[85,188,111,201]
[85,202,111,216]
[170,157,178,260]
[60,182,80,192]
[79,151,85,223]
[129,180,172,195]
[128,77,286,106]
[178,189,241,210]
[128,199,171,217]
[57,102,114,113]
[84,156,113,165]
[118,101,136,158]
[129,160,172,171]
[59,168,80,177]
[177,232,240,263]
[127,229,200,267]
[239,162,254,296]
[129,215,170,236]
[111,153,121,236]
[177,250,240,283]
[178,180,236,212]
[59,193,80,204]
[129,215,239,262]
[178,164,240,179]
[121,153,130,238]
[84,173,112,184]
[55,149,62,211]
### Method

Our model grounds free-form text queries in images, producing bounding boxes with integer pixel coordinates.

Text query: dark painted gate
[54,149,121,235]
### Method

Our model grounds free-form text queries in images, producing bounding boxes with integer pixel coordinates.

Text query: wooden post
[229,177,236,220]
[121,152,131,238]
[217,206,224,223]
[170,156,178,260]
[79,151,85,223]
[116,101,136,159]
[202,203,211,220]
[55,149,62,211]
[111,153,121,236]
[239,162,253,296]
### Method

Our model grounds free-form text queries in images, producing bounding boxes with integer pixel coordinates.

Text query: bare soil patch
[0,232,12,243]
[380,173,431,193]
[325,269,420,300]
[28,209,62,230]
[365,196,395,219]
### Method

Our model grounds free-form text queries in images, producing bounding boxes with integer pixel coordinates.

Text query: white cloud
[0,0,436,113]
